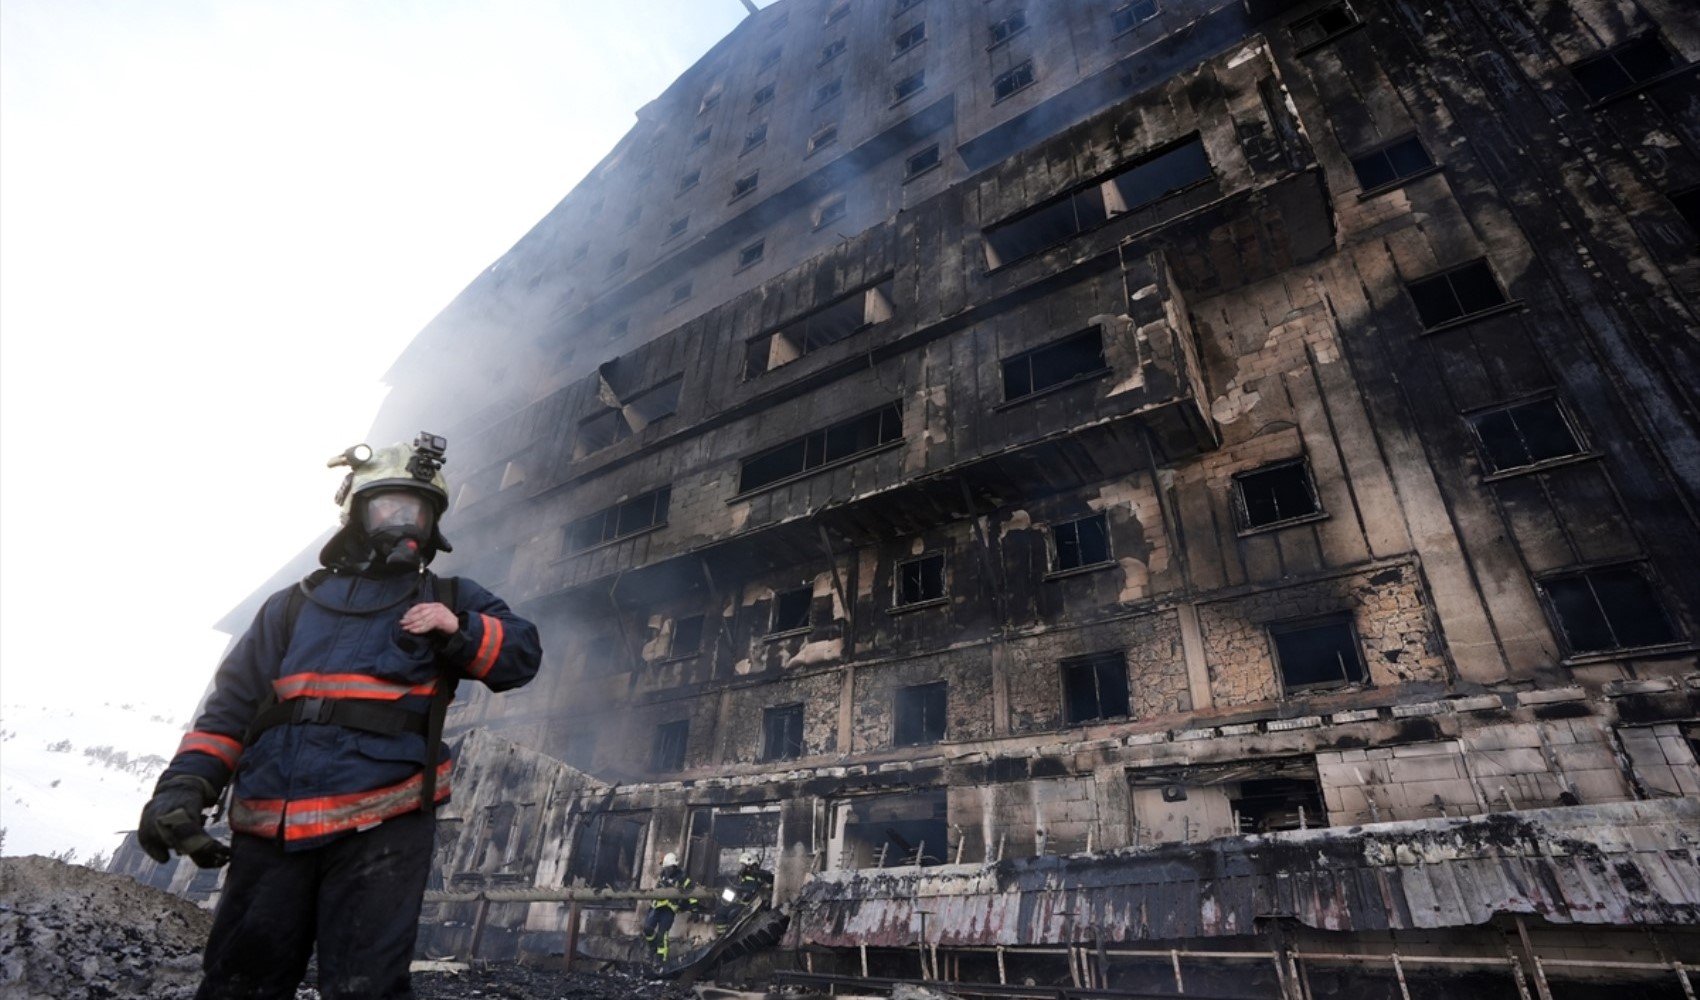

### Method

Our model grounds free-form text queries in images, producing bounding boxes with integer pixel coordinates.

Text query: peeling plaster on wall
[811,573,834,599]
[1211,379,1262,424]
[858,549,880,598]
[909,537,927,556]
[1130,282,1160,300]
[998,509,1032,541]
[1117,557,1151,603]
[1089,478,1145,513]
[785,637,844,669]
[1225,43,1262,69]
[728,501,751,533]
[734,657,754,675]
[744,585,775,607]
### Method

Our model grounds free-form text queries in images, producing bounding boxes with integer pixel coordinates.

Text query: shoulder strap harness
[243,572,462,812]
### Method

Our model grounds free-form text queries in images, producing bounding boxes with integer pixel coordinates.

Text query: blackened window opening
[1053,512,1111,571]
[1271,618,1365,690]
[1112,0,1158,35]
[894,681,947,746]
[1288,2,1359,52]
[820,37,846,64]
[652,720,688,772]
[770,586,813,634]
[761,704,806,762]
[739,240,765,268]
[1542,566,1677,654]
[815,194,848,229]
[567,812,645,887]
[1469,397,1583,474]
[905,144,940,179]
[815,78,843,106]
[752,82,776,110]
[983,136,1210,268]
[1671,187,1700,244]
[1231,778,1323,833]
[1350,134,1434,191]
[993,62,1035,101]
[1570,35,1679,103]
[1002,327,1106,401]
[670,615,705,658]
[896,553,945,606]
[839,789,947,868]
[1062,651,1130,724]
[744,278,895,378]
[809,124,839,153]
[732,172,759,200]
[739,403,903,492]
[894,22,925,55]
[894,70,925,102]
[576,409,630,457]
[1236,460,1321,529]
[1406,259,1508,329]
[743,123,768,152]
[568,486,671,551]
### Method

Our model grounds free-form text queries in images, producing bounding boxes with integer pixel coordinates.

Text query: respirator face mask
[362,490,435,570]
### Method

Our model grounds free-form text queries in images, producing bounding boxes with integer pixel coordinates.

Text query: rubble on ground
[0,855,211,999]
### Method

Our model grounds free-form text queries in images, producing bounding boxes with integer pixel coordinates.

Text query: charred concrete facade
[156,0,1700,994]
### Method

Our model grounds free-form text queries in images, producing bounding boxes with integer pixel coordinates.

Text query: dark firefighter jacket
[159,572,541,851]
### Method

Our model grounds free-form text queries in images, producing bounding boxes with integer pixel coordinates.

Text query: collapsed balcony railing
[421,886,699,967]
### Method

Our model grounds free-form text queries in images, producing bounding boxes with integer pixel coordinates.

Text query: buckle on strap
[293,697,336,725]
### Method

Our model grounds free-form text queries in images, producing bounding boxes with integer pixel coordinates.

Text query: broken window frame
[737,402,904,494]
[1049,511,1113,575]
[893,552,947,609]
[575,407,631,458]
[992,61,1036,103]
[904,143,941,181]
[893,680,948,747]
[824,2,850,27]
[1233,458,1325,533]
[1229,775,1326,834]
[567,810,648,888]
[1568,33,1684,106]
[1349,132,1439,196]
[1535,562,1682,659]
[831,788,949,868]
[981,135,1212,270]
[1288,1,1362,56]
[820,36,847,65]
[751,82,776,112]
[651,719,690,772]
[1111,0,1159,37]
[1061,650,1131,725]
[742,278,896,379]
[1404,258,1515,332]
[814,77,843,108]
[760,703,807,762]
[1465,394,1589,478]
[998,325,1109,404]
[1269,614,1367,693]
[768,585,813,636]
[988,10,1027,49]
[566,485,672,553]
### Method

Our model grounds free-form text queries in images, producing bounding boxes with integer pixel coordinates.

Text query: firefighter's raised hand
[400,602,459,636]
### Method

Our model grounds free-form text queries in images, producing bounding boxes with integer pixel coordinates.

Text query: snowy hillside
[0,700,189,863]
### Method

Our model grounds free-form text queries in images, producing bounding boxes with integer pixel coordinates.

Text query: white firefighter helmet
[740,852,757,866]
[662,852,679,867]
[319,433,453,566]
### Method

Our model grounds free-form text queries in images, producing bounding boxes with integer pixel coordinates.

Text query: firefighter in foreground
[641,852,699,962]
[713,852,774,934]
[136,434,542,999]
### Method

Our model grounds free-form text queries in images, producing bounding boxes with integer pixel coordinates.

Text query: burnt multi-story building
[123,0,1700,994]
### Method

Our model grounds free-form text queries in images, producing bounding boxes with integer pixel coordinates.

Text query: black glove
[138,775,230,869]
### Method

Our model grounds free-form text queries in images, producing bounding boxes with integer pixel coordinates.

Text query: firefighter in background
[135,434,542,1000]
[641,852,699,962]
[713,852,775,934]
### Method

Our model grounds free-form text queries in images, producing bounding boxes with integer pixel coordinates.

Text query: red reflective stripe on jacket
[176,731,242,769]
[272,673,438,701]
[466,614,504,680]
[229,759,452,842]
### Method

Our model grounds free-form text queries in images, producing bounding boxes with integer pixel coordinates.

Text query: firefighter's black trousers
[195,810,435,1000]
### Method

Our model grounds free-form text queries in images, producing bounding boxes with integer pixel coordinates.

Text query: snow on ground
[0,699,189,862]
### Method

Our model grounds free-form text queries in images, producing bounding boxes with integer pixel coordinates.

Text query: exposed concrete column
[990,642,1012,736]
[1176,602,1214,712]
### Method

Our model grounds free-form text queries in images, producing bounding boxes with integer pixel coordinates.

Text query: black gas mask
[360,489,437,572]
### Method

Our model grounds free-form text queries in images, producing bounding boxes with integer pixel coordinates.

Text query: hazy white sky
[1,2,747,736]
